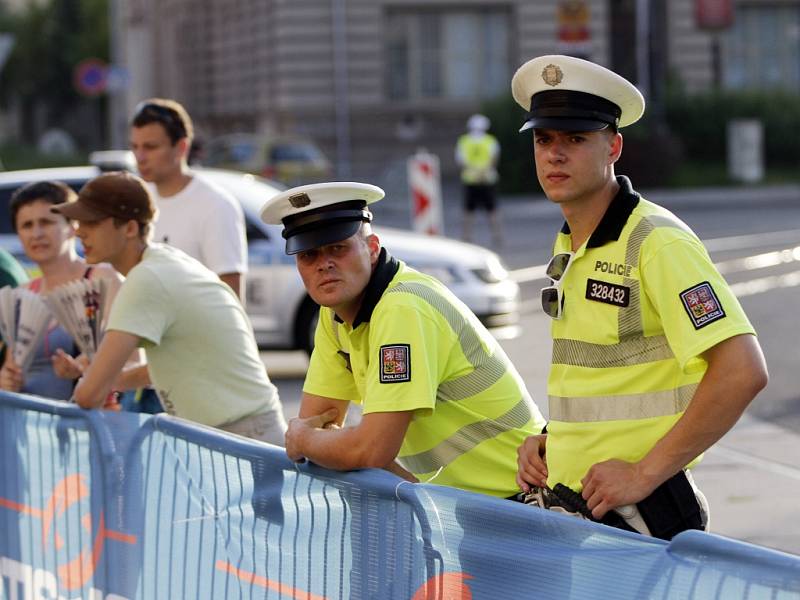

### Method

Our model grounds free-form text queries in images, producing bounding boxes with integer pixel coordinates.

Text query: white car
[0,165,520,353]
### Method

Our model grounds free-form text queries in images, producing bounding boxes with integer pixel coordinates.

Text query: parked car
[203,133,332,186]
[0,165,520,353]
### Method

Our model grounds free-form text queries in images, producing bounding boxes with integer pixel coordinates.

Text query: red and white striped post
[407,149,444,236]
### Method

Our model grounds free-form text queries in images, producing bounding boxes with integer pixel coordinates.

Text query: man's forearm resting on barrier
[287,392,414,476]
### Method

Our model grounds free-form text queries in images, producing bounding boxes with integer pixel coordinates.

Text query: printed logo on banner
[216,560,475,600]
[216,561,329,600]
[679,281,726,329]
[379,344,411,383]
[0,473,137,595]
[411,572,474,599]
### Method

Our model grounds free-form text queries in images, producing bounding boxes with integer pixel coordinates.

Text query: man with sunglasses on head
[512,55,768,539]
[130,98,247,300]
[261,182,546,498]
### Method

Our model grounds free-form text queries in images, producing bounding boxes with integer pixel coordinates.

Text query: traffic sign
[407,150,443,236]
[695,0,734,30]
[73,58,108,97]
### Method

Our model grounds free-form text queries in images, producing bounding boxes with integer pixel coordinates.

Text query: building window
[385,8,511,101]
[723,5,800,90]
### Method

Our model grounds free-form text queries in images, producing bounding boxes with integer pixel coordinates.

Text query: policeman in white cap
[261,182,545,497]
[512,55,767,538]
[455,114,501,246]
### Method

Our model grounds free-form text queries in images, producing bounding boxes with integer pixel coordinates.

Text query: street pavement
[263,180,800,556]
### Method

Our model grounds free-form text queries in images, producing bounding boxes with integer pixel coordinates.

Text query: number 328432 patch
[380,344,411,383]
[680,282,726,329]
[585,278,630,307]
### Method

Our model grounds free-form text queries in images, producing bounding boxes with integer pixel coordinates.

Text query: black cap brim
[285,220,362,255]
[520,117,611,133]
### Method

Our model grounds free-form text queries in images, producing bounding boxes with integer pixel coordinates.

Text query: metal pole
[331,0,352,179]
[107,0,125,149]
[711,32,723,90]
[635,0,651,102]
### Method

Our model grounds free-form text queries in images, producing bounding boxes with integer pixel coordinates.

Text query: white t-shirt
[107,244,281,427]
[151,175,248,275]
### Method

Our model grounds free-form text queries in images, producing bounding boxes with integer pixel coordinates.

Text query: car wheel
[295,297,320,356]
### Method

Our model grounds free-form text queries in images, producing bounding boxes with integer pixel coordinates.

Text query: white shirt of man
[151,174,248,276]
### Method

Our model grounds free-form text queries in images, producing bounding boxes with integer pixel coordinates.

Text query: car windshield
[270,143,324,162]
[230,141,258,163]
[196,169,284,217]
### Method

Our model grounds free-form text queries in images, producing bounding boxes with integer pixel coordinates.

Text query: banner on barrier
[1,394,799,600]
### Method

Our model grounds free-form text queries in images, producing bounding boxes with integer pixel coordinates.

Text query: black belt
[512,471,704,541]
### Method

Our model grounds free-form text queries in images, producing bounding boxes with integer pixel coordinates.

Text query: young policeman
[52,171,286,444]
[261,182,546,498]
[512,55,768,538]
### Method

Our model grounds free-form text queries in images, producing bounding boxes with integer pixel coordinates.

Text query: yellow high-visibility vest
[545,177,755,491]
[457,133,499,184]
[304,253,546,497]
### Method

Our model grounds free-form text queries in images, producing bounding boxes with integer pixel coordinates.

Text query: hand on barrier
[285,408,339,464]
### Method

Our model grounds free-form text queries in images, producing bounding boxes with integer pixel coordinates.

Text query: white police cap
[511,55,645,132]
[260,182,384,255]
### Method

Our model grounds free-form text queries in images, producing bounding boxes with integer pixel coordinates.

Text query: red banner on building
[695,0,734,30]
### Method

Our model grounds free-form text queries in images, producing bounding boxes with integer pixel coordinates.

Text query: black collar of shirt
[559,175,640,248]
[333,247,400,328]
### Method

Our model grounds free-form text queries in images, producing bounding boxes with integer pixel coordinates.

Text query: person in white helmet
[455,114,501,246]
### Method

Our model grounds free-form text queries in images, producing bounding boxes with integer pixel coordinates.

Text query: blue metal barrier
[1,391,799,600]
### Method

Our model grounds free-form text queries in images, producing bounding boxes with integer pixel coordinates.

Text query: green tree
[482,94,539,194]
[0,0,109,145]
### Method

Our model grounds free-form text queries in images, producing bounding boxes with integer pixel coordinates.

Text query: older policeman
[261,183,545,497]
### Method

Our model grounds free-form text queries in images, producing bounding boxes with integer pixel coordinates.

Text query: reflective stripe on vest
[385,281,531,473]
[399,397,533,474]
[549,383,697,422]
[552,214,695,421]
[618,215,691,339]
[385,282,507,401]
[552,334,674,368]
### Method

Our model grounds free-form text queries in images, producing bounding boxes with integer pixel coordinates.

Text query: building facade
[119,0,800,180]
